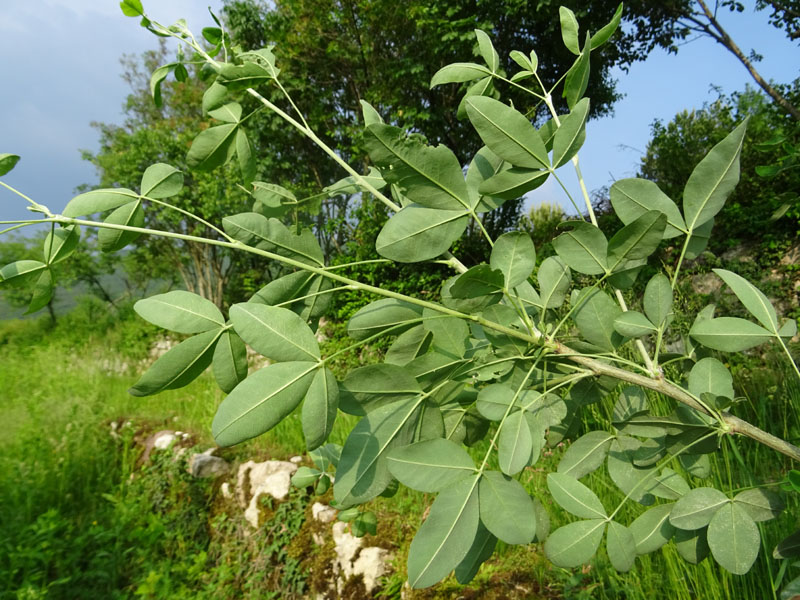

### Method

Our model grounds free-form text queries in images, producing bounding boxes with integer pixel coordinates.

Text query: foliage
[2,1,800,594]
[639,85,800,251]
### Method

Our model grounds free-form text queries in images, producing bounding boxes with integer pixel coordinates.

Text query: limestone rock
[331,521,391,594]
[236,459,298,528]
[312,502,337,524]
[153,430,178,450]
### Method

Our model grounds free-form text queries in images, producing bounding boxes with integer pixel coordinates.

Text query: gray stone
[190,453,230,478]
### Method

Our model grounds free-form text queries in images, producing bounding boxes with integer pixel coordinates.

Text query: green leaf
[43,225,80,265]
[733,488,784,522]
[63,188,140,217]
[465,97,549,169]
[212,330,248,394]
[548,472,606,519]
[222,212,324,266]
[525,391,568,428]
[236,129,256,185]
[614,311,657,338]
[97,201,144,252]
[134,290,224,334]
[563,34,590,109]
[376,205,469,263]
[360,100,383,126]
[0,260,47,287]
[713,268,779,332]
[688,358,733,401]
[609,178,686,239]
[251,270,331,320]
[774,529,800,559]
[591,3,623,49]
[252,182,296,216]
[119,0,144,17]
[479,471,536,544]
[302,367,339,451]
[208,102,242,124]
[148,63,175,108]
[490,231,535,288]
[707,502,760,575]
[292,466,322,488]
[450,264,504,298]
[690,317,773,352]
[229,303,320,362]
[26,269,53,314]
[606,211,666,271]
[202,80,228,114]
[140,163,183,198]
[630,503,676,554]
[498,410,533,475]
[474,30,499,72]
[385,325,432,366]
[422,310,468,359]
[478,167,549,200]
[387,439,476,493]
[538,256,571,309]
[130,329,221,397]
[325,167,386,197]
[202,26,222,45]
[186,123,238,171]
[217,62,275,90]
[552,98,589,168]
[347,298,423,341]
[365,123,469,210]
[670,487,729,530]
[607,521,636,572]
[779,319,797,339]
[644,274,673,327]
[454,523,496,584]
[674,528,710,564]
[573,289,624,351]
[683,119,748,232]
[684,217,714,259]
[407,476,480,588]
[559,6,581,54]
[480,304,529,356]
[607,436,657,504]
[649,468,690,500]
[544,519,606,568]
[335,398,424,507]
[0,154,20,176]
[212,361,317,446]
[557,430,614,479]
[430,63,491,87]
[553,221,608,275]
[533,498,551,542]
[476,384,515,421]
[509,50,534,72]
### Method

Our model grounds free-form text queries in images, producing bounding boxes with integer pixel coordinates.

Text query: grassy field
[2,301,799,599]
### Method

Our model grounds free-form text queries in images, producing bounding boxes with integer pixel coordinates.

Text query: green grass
[2,305,799,599]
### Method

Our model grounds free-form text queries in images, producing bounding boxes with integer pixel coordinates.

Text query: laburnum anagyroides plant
[1,0,799,590]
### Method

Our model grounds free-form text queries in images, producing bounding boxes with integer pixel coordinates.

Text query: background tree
[85,45,270,308]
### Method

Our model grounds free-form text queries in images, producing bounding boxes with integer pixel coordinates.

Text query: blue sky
[0,1,797,225]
